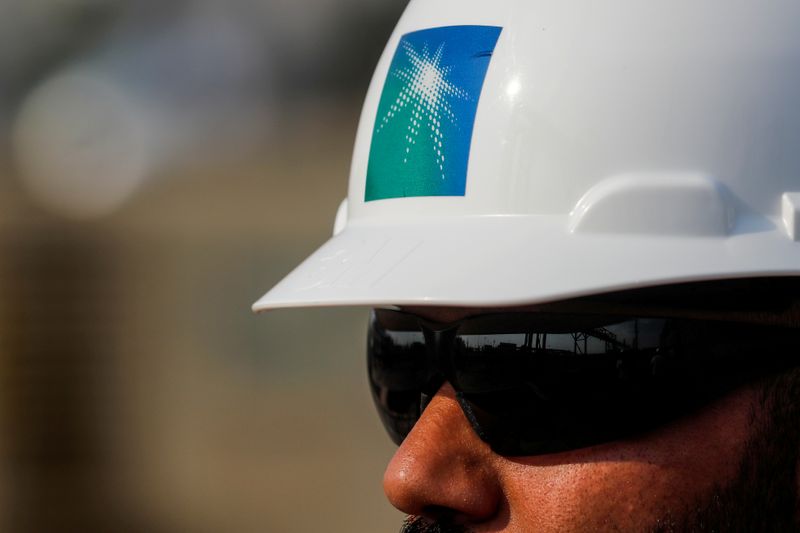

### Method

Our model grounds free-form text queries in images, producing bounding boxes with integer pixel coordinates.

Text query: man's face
[380,307,799,532]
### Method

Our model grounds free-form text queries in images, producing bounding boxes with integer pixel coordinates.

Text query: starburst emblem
[365,25,502,201]
[376,41,469,179]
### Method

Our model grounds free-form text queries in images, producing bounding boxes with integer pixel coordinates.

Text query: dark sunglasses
[368,308,799,456]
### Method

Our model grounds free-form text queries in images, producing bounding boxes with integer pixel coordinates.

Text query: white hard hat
[254,0,800,312]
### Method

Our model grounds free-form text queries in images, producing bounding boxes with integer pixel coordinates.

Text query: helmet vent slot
[569,172,735,237]
[782,193,800,241]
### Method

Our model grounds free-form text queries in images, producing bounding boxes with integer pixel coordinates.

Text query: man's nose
[382,383,503,523]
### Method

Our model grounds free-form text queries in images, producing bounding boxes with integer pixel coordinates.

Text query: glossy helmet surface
[255,0,800,312]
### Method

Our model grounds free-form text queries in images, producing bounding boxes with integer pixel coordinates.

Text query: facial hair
[650,370,800,532]
[400,515,468,533]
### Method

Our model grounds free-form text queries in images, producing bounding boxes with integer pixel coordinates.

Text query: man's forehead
[400,301,642,324]
[400,293,800,327]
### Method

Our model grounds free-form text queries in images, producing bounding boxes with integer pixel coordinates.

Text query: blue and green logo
[365,25,502,201]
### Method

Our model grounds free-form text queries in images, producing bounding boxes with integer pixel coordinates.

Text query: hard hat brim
[252,216,800,312]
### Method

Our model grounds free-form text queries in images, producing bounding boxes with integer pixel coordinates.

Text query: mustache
[400,516,470,533]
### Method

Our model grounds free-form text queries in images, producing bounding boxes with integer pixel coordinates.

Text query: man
[378,292,800,531]
[254,1,800,530]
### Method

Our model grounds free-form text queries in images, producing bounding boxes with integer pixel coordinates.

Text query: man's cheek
[498,463,610,530]
[507,389,755,529]
[498,460,707,532]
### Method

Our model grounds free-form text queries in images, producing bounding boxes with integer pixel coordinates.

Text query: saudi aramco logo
[365,25,502,201]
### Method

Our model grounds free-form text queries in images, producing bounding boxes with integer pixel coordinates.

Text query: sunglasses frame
[368,307,799,456]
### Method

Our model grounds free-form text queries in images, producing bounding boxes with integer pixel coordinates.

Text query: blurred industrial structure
[0,0,406,531]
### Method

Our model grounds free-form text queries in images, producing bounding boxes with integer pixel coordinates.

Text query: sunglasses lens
[368,309,797,455]
[456,373,694,456]
[368,310,430,444]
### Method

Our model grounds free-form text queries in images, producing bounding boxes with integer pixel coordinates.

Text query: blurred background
[0,0,407,531]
